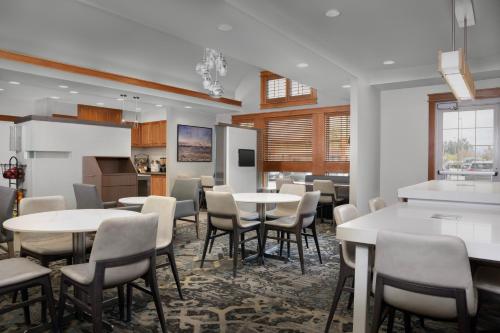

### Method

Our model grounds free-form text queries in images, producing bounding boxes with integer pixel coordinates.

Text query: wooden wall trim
[427,87,500,180]
[52,113,78,119]
[0,115,20,122]
[0,49,242,107]
[233,105,350,122]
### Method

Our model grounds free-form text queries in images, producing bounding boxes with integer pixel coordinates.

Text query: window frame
[260,71,317,109]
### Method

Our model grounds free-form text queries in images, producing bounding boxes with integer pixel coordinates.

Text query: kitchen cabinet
[151,174,167,196]
[78,105,122,124]
[132,120,166,148]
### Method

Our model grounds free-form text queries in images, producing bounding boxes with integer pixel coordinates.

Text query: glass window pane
[458,111,475,129]
[476,146,494,162]
[476,127,494,146]
[476,109,494,128]
[443,111,458,129]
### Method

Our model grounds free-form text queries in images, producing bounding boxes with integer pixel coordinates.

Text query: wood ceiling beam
[0,49,242,107]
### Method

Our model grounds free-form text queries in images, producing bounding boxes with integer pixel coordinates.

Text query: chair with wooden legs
[313,180,347,224]
[200,175,215,209]
[368,197,386,213]
[58,213,167,333]
[171,178,201,238]
[0,186,16,259]
[200,191,261,278]
[324,204,360,332]
[0,258,58,331]
[126,196,183,319]
[371,231,477,333]
[262,191,321,274]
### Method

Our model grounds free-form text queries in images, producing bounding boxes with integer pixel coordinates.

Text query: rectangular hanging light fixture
[438,48,475,101]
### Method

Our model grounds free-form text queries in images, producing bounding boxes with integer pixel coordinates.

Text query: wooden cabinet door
[151,175,166,196]
[131,124,141,147]
[140,123,152,146]
[78,105,122,124]
[158,121,167,146]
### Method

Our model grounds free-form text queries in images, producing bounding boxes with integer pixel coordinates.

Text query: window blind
[266,78,287,99]
[290,80,312,96]
[325,113,350,162]
[237,122,254,128]
[265,116,313,161]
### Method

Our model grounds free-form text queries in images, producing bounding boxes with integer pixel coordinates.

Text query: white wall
[380,78,500,203]
[225,126,257,192]
[0,97,35,117]
[0,122,13,187]
[166,108,217,191]
[350,79,381,214]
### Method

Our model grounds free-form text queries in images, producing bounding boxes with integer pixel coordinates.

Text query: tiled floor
[1,213,500,332]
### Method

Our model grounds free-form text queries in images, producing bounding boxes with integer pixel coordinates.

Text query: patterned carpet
[1,213,500,332]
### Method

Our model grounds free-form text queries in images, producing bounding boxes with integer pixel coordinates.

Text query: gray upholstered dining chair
[200,191,261,278]
[213,185,259,221]
[263,191,321,274]
[313,179,347,224]
[171,178,201,238]
[0,257,57,331]
[200,175,215,208]
[369,197,386,213]
[19,196,92,267]
[0,186,17,258]
[127,196,183,302]
[266,183,305,219]
[73,183,142,212]
[58,213,166,333]
[275,177,292,191]
[371,231,476,333]
[325,204,360,332]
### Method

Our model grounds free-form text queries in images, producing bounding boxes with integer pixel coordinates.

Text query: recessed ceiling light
[155,104,163,107]
[8,81,20,85]
[217,24,233,32]
[341,84,351,89]
[58,85,68,89]
[296,63,309,68]
[96,102,104,106]
[116,98,124,101]
[49,96,60,100]
[184,106,192,109]
[69,90,79,94]
[325,9,341,17]
[383,60,395,65]
[0,88,4,91]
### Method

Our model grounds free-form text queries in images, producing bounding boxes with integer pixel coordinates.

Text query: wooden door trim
[428,87,500,180]
[0,49,242,107]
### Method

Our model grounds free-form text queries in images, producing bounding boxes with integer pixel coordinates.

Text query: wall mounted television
[238,149,255,167]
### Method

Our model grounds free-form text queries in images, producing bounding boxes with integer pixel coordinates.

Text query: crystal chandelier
[195,48,227,98]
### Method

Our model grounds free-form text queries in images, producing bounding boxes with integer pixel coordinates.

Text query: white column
[353,244,371,333]
[349,78,381,214]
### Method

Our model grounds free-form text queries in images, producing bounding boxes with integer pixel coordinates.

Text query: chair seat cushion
[475,266,500,294]
[60,260,150,288]
[0,258,51,287]
[239,210,259,221]
[21,234,93,256]
[265,216,296,228]
[265,208,294,220]
[211,217,260,230]
[175,200,195,218]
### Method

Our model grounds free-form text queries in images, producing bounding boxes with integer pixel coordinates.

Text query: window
[260,71,317,109]
[265,116,313,162]
[325,113,350,162]
[436,102,499,180]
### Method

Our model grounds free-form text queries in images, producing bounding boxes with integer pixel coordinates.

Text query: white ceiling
[0,0,498,112]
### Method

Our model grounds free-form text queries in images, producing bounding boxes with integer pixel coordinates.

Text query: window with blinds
[325,113,350,162]
[290,80,312,96]
[266,78,287,99]
[265,116,313,161]
[237,122,254,128]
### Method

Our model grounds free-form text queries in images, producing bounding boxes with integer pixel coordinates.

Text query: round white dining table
[118,196,147,206]
[3,209,140,264]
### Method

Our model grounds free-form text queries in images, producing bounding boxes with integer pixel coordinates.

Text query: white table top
[118,196,147,206]
[233,192,301,204]
[293,181,349,187]
[336,202,500,261]
[4,209,140,233]
[398,180,500,205]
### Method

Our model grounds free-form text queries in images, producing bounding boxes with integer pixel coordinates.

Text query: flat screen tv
[238,149,255,167]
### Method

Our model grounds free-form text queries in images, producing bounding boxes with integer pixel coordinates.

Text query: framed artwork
[177,124,213,162]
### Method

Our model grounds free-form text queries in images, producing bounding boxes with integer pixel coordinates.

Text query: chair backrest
[0,186,17,238]
[141,196,176,249]
[19,195,66,243]
[276,184,306,214]
[374,230,476,318]
[333,204,359,269]
[276,177,292,191]
[369,197,386,213]
[88,213,158,283]
[293,191,321,228]
[201,175,215,187]
[19,196,66,215]
[171,179,200,210]
[213,185,233,193]
[313,179,338,201]
[73,184,103,209]
[206,191,242,229]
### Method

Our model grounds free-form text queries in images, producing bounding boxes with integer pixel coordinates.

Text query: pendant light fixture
[133,96,140,128]
[195,48,227,98]
[438,0,475,101]
[120,94,127,123]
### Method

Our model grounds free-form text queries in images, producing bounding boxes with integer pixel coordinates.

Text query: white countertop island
[398,180,500,206]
